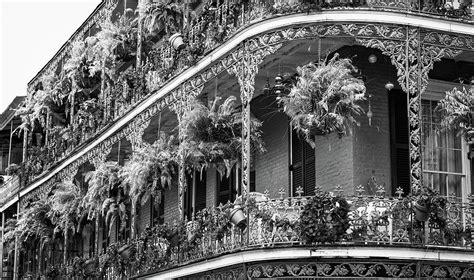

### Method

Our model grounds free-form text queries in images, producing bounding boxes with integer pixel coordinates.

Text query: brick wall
[314,134,354,194]
[347,46,397,195]
[253,99,290,198]
[206,168,217,207]
[163,185,179,223]
[137,198,151,234]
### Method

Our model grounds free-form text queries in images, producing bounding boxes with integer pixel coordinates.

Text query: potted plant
[83,161,124,226]
[279,53,366,147]
[437,86,474,144]
[5,163,21,176]
[117,243,133,259]
[47,178,86,265]
[299,192,350,244]
[141,1,184,38]
[229,203,246,229]
[179,96,265,177]
[412,187,447,224]
[122,132,178,207]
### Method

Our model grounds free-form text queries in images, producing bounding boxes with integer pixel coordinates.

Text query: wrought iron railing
[95,186,472,278]
[0,176,20,207]
[29,0,472,185]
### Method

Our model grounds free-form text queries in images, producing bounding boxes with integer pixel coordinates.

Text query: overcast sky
[0,0,101,113]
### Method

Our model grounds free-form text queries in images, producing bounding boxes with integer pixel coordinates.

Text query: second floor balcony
[17,0,474,192]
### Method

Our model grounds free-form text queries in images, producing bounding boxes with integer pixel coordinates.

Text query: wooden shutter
[389,90,410,196]
[151,194,164,226]
[184,174,193,221]
[291,130,316,196]
[217,170,234,205]
[195,171,207,213]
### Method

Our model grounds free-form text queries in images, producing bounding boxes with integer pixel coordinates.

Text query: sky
[0,0,101,113]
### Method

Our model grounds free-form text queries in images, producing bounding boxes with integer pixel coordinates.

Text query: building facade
[1,0,474,279]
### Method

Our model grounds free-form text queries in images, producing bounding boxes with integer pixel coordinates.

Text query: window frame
[422,79,471,201]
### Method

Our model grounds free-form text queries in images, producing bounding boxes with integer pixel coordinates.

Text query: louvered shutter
[195,171,207,212]
[184,174,193,220]
[217,170,234,204]
[389,90,410,196]
[291,130,316,196]
[292,130,304,195]
[304,141,316,196]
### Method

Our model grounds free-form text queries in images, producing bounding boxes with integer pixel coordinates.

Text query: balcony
[0,176,20,207]
[64,186,473,279]
[21,0,474,187]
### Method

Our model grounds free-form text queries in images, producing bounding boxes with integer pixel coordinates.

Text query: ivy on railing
[71,186,473,279]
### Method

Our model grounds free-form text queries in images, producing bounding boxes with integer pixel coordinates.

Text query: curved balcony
[64,187,474,279]
[19,0,474,197]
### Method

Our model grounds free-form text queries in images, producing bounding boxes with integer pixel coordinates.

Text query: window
[389,90,410,196]
[422,99,467,197]
[290,128,315,196]
[151,194,164,227]
[217,169,237,205]
[184,171,207,220]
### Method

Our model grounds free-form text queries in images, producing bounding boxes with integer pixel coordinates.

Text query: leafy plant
[299,193,350,243]
[47,180,85,234]
[412,186,447,228]
[93,10,138,62]
[279,53,366,146]
[179,96,265,177]
[83,161,122,220]
[141,1,184,36]
[15,198,55,251]
[5,163,21,176]
[437,86,474,143]
[122,132,179,207]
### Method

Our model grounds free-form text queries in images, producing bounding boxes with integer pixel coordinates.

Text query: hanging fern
[141,1,184,36]
[47,180,85,234]
[15,199,55,251]
[83,161,122,220]
[437,86,474,143]
[122,132,179,207]
[279,53,366,147]
[179,96,265,177]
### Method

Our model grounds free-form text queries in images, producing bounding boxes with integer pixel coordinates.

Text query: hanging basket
[229,205,247,229]
[413,201,429,222]
[118,244,132,259]
[169,33,185,51]
[83,259,96,275]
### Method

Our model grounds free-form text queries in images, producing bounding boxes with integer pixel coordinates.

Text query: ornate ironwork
[197,267,246,280]
[357,27,467,192]
[27,0,118,92]
[226,42,282,198]
[247,261,417,278]
[15,18,474,218]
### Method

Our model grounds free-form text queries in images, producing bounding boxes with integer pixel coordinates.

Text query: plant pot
[118,244,132,259]
[83,259,96,275]
[229,205,247,229]
[309,125,327,136]
[169,33,185,51]
[414,201,429,222]
[168,232,180,247]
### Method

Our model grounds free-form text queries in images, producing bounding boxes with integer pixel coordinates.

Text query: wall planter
[169,33,185,51]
